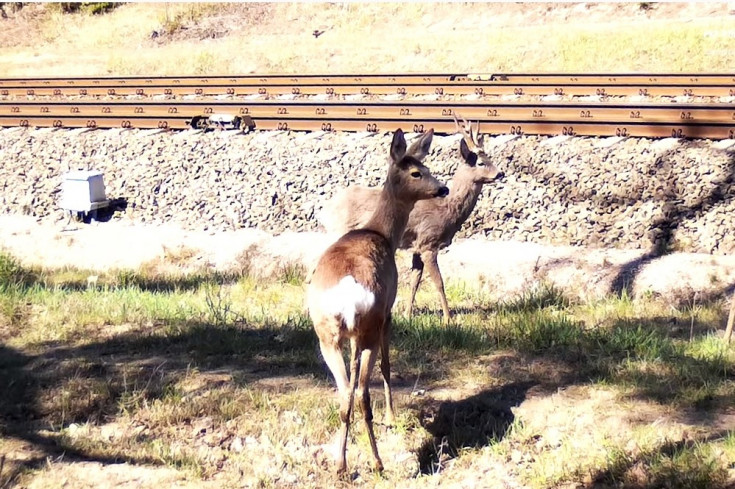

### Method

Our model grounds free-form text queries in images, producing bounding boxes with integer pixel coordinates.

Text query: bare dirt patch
[3,214,735,310]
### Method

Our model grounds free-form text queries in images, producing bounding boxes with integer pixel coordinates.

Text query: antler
[452,111,483,150]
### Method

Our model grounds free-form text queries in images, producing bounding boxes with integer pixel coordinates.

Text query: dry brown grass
[0,3,734,77]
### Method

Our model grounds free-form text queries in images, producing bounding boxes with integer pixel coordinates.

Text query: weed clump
[0,252,35,289]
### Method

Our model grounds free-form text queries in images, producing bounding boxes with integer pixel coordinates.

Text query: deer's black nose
[436,186,449,197]
[495,172,505,181]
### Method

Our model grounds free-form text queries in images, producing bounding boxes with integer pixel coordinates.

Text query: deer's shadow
[413,380,535,474]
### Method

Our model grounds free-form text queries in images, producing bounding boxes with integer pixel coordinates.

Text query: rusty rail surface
[1,74,734,138]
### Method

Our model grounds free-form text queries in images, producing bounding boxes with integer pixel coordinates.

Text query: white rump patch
[319,275,375,331]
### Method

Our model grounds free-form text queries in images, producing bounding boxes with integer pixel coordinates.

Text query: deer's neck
[363,185,414,251]
[445,175,483,227]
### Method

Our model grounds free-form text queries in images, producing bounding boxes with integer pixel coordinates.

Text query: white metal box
[60,170,108,212]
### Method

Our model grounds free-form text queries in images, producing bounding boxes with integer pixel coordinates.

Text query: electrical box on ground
[59,170,110,218]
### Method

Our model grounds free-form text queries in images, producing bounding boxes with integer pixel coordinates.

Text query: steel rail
[248,119,734,140]
[1,72,734,86]
[2,115,731,139]
[2,99,734,139]
[470,73,735,84]
[1,75,734,98]
[0,74,461,88]
[3,100,733,123]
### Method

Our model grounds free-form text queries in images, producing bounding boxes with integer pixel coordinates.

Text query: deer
[318,114,504,324]
[307,128,448,474]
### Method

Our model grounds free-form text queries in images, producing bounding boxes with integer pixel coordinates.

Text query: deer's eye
[410,171,422,178]
[477,161,485,167]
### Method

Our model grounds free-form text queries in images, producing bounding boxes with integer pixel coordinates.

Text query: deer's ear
[460,138,478,166]
[390,129,407,163]
[406,128,434,161]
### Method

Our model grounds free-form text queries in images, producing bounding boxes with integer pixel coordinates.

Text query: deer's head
[387,128,449,202]
[453,113,504,184]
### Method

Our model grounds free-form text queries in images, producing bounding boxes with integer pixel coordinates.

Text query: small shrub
[48,2,118,15]
[0,252,34,289]
[79,2,116,15]
[277,262,306,286]
[193,51,217,75]
[158,4,216,36]
[0,2,24,17]
[499,282,571,313]
[203,281,237,327]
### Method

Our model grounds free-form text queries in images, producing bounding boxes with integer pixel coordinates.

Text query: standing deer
[318,114,504,324]
[307,128,448,474]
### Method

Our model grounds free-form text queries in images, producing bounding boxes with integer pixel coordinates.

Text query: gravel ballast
[1,127,733,255]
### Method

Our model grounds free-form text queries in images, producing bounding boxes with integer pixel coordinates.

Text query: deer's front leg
[379,314,395,427]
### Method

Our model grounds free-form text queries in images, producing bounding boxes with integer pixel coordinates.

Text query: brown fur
[307,129,447,474]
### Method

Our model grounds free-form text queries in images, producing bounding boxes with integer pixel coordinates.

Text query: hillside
[0,2,734,76]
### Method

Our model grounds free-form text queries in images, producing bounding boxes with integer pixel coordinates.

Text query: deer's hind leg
[337,337,361,474]
[357,345,384,472]
[316,320,357,474]
[423,250,451,324]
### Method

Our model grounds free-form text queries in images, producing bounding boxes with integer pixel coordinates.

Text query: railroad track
[1,73,734,98]
[1,73,734,139]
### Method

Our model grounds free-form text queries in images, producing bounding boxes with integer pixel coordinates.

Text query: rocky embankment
[1,126,734,255]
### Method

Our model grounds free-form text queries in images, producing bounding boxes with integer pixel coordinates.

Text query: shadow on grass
[410,281,571,319]
[0,343,165,486]
[1,297,734,485]
[0,320,322,485]
[390,307,735,479]
[414,381,536,475]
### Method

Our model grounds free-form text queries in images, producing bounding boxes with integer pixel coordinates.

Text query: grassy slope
[0,3,734,76]
[1,253,734,488]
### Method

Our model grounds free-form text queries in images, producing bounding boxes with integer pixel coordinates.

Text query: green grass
[593,436,731,489]
[1,251,734,488]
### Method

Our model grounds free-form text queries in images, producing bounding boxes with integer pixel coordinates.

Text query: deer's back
[319,187,381,236]
[309,229,398,315]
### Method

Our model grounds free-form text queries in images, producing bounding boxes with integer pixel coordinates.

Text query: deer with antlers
[307,129,448,474]
[318,114,504,324]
